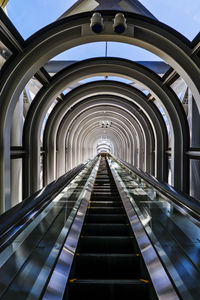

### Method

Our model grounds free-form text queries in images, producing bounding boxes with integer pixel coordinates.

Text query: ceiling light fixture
[113,13,127,33]
[90,12,104,33]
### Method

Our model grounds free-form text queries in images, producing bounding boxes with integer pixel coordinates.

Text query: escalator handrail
[0,164,86,250]
[115,158,200,222]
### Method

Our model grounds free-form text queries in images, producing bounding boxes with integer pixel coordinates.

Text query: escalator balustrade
[64,157,157,300]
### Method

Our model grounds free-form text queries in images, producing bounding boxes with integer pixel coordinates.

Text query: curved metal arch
[73,120,125,161]
[63,110,137,171]
[0,11,196,209]
[44,101,140,183]
[66,113,135,169]
[93,137,116,156]
[58,101,151,174]
[88,128,121,156]
[78,125,129,162]
[56,97,153,178]
[64,110,137,170]
[82,125,127,161]
[67,112,135,163]
[44,90,150,182]
[24,58,187,197]
[64,112,129,167]
[70,117,130,162]
[58,99,150,171]
[85,128,122,160]
[74,122,128,166]
[44,80,168,183]
[81,127,124,162]
[59,104,143,174]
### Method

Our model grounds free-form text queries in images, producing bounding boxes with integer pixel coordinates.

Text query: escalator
[0,154,183,299]
[64,157,157,300]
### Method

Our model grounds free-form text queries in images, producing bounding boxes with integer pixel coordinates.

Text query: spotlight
[90,12,104,33]
[113,13,127,33]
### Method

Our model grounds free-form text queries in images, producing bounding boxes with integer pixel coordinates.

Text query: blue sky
[6,0,200,61]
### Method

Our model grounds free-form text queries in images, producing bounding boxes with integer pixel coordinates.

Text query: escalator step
[71,253,141,278]
[88,207,124,214]
[92,188,117,191]
[91,193,120,199]
[65,279,150,300]
[78,236,138,253]
[82,223,130,236]
[92,190,119,193]
[89,201,122,207]
[93,184,115,186]
[90,198,120,202]
[94,182,113,185]
[94,180,115,182]
[90,198,121,202]
[94,179,112,182]
[85,214,127,224]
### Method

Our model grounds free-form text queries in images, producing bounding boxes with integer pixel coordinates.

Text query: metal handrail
[0,163,86,251]
[114,157,200,222]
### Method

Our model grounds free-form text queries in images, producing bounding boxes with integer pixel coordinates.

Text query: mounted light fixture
[90,12,104,33]
[99,120,112,128]
[113,13,127,33]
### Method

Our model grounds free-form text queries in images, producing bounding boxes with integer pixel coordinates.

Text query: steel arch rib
[58,104,143,173]
[44,80,167,184]
[60,110,137,170]
[65,112,136,170]
[73,122,128,166]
